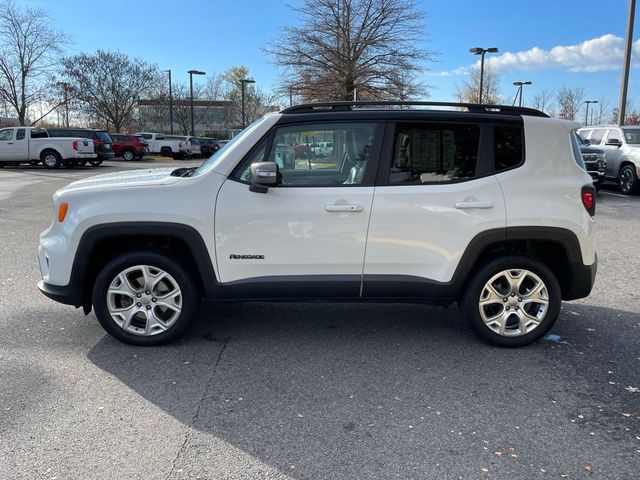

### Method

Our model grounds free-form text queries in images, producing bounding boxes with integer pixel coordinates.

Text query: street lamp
[619,0,636,125]
[187,69,206,135]
[240,78,256,128]
[584,100,598,126]
[512,81,532,107]
[56,82,70,127]
[469,47,499,104]
[164,69,174,134]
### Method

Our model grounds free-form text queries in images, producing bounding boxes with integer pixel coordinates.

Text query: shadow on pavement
[86,300,640,478]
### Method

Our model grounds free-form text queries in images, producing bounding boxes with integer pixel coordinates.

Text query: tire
[78,160,87,167]
[41,150,62,169]
[65,160,78,169]
[92,250,200,346]
[122,149,135,161]
[160,147,172,157]
[89,159,103,167]
[619,164,640,195]
[463,256,561,347]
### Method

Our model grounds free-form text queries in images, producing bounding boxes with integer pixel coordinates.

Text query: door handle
[7,142,13,145]
[454,201,493,209]
[325,204,364,212]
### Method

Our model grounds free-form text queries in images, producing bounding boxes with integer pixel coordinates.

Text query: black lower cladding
[36,223,597,307]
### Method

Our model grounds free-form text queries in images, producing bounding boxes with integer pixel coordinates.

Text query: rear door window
[494,125,524,172]
[589,129,606,145]
[388,123,480,184]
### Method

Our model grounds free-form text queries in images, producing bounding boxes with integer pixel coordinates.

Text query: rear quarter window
[494,125,524,172]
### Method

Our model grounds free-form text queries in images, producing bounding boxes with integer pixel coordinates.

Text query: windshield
[192,118,268,177]
[622,128,640,144]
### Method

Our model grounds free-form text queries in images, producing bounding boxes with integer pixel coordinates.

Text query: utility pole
[188,69,206,135]
[584,100,598,126]
[240,78,255,129]
[469,47,499,103]
[165,69,174,134]
[618,0,636,125]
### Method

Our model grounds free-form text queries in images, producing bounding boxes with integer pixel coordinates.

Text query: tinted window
[494,125,523,172]
[30,128,48,139]
[622,128,640,144]
[16,128,25,140]
[142,134,152,140]
[96,132,112,142]
[235,122,377,186]
[590,129,606,145]
[389,123,479,184]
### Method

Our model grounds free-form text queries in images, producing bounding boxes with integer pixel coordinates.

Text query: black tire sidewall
[123,150,134,161]
[464,256,562,347]
[92,250,200,346]
[620,165,639,195]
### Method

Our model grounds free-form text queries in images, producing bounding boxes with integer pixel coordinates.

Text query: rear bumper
[564,254,597,300]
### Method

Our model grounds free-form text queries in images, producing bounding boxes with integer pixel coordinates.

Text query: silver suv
[578,125,640,194]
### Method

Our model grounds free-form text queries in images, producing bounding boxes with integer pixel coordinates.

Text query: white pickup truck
[0,126,96,169]
[136,132,191,159]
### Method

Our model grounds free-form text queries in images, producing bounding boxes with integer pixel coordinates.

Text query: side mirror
[583,138,591,145]
[606,138,622,148]
[250,162,278,193]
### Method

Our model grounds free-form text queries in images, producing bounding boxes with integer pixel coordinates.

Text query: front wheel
[463,256,561,347]
[92,250,200,346]
[122,149,135,161]
[619,165,640,195]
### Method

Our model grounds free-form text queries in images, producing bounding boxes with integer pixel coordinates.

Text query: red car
[110,134,147,161]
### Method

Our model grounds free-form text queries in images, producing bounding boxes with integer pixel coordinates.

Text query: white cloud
[436,34,640,76]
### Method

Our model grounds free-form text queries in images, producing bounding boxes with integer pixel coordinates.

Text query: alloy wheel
[478,269,549,337]
[106,265,182,336]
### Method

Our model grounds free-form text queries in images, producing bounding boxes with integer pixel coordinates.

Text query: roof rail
[280,101,549,118]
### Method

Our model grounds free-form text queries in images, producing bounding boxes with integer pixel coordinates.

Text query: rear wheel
[92,250,200,346]
[89,159,103,167]
[619,164,640,195]
[464,256,561,347]
[122,149,135,161]
[41,151,62,169]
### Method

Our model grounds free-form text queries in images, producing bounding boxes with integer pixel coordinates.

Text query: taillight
[72,140,78,151]
[581,185,596,216]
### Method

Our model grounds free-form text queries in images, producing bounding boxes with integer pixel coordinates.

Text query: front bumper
[38,280,82,307]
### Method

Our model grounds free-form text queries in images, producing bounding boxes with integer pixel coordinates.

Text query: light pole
[164,69,174,134]
[240,78,255,129]
[187,69,206,135]
[469,47,499,104]
[619,0,636,125]
[512,81,532,107]
[584,100,598,126]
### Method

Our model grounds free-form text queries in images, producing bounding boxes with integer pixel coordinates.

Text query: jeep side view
[38,102,597,347]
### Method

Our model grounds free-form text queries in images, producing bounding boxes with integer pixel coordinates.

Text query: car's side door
[0,128,15,160]
[600,128,624,179]
[362,120,509,298]
[214,121,383,298]
[13,128,28,160]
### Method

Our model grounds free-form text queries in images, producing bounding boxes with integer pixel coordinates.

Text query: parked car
[47,128,114,166]
[578,124,640,194]
[136,132,190,159]
[38,101,597,348]
[134,135,150,153]
[0,126,96,168]
[313,141,333,157]
[576,134,606,190]
[195,137,221,157]
[164,135,201,158]
[110,134,146,161]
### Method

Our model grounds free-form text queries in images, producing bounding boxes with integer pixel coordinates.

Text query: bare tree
[61,50,157,132]
[454,64,501,105]
[596,96,609,125]
[170,83,208,135]
[532,89,555,116]
[0,1,70,125]
[556,86,585,120]
[265,0,434,101]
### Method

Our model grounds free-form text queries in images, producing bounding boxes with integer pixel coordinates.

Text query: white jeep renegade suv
[38,102,597,347]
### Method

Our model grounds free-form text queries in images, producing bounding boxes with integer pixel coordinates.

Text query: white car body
[38,104,597,347]
[0,126,96,165]
[136,132,190,157]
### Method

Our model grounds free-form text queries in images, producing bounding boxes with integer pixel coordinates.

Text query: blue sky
[25,0,640,114]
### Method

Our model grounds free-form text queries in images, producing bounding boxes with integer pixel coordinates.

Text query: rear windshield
[96,131,112,142]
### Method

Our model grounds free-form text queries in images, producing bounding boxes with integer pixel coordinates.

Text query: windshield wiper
[170,167,196,177]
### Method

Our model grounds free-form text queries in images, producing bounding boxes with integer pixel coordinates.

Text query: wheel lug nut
[137,293,141,298]
[515,306,519,311]
[511,293,515,297]
[506,306,510,310]
[503,298,507,302]
[136,302,141,307]
[152,298,156,302]
[146,305,151,310]
[518,298,522,302]
[145,290,150,295]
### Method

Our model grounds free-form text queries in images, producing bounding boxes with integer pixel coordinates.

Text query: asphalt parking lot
[1,161,639,480]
